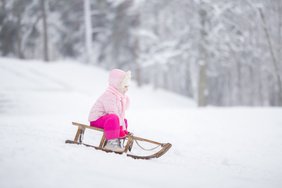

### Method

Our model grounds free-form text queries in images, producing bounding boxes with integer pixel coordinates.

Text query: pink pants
[90,114,128,140]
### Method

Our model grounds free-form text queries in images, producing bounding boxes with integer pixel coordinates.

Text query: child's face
[120,84,129,94]
[119,71,131,94]
[123,85,129,93]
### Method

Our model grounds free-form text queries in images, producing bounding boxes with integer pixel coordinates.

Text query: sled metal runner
[65,122,172,160]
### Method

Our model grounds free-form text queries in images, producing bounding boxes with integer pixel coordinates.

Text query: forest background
[1,0,281,106]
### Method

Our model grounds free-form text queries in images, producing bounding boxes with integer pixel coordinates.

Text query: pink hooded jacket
[88,69,130,128]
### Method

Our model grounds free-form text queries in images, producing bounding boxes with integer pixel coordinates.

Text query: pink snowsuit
[88,69,130,140]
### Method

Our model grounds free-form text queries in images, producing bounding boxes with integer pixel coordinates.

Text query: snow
[1,57,282,188]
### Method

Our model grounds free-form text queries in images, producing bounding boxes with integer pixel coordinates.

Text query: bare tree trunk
[278,0,282,62]
[135,64,142,87]
[197,6,208,107]
[16,15,24,59]
[1,0,6,11]
[133,34,141,87]
[259,8,282,105]
[41,0,49,62]
[84,0,92,63]
[133,11,141,87]
[198,63,207,106]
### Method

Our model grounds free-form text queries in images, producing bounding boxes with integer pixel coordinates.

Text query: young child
[88,69,131,152]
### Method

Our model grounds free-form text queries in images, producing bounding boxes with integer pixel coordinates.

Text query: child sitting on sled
[88,69,131,152]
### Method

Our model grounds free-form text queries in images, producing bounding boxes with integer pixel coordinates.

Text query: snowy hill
[0,58,282,188]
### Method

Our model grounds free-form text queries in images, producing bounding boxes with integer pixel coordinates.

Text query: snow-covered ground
[0,58,282,188]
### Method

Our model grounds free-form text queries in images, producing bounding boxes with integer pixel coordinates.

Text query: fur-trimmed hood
[108,69,131,91]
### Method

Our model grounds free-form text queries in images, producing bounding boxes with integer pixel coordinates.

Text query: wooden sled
[65,122,172,160]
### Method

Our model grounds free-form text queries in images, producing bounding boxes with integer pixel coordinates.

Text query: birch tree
[41,0,49,62]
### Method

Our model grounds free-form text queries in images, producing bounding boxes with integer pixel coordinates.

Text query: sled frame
[65,122,172,159]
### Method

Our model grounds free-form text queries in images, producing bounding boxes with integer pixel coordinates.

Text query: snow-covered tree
[0,0,281,106]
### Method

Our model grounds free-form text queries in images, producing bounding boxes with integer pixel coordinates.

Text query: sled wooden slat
[127,143,172,159]
[74,127,81,142]
[99,134,106,148]
[72,122,103,132]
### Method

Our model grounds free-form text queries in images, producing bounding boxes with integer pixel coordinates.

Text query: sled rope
[134,139,161,151]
